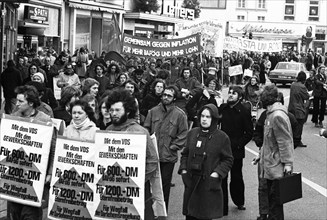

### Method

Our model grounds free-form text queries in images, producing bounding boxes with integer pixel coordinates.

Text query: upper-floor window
[238,0,246,8]
[258,16,265,21]
[237,15,245,21]
[200,0,227,9]
[309,0,319,21]
[284,0,295,20]
[258,0,266,8]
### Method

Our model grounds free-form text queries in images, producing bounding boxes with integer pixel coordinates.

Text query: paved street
[168,85,327,220]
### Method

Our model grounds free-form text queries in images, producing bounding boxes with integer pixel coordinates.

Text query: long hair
[70,99,97,123]
[105,88,137,119]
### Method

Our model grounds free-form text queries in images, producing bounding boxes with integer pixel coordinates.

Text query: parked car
[268,62,310,85]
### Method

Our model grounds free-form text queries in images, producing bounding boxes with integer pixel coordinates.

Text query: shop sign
[25,6,49,22]
[229,22,315,37]
[162,3,194,20]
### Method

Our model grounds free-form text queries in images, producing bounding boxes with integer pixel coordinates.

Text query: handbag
[275,172,302,204]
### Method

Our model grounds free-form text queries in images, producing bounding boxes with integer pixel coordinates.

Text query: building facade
[197,0,327,53]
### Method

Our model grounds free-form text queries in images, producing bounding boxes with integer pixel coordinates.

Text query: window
[309,1,319,21]
[200,0,226,9]
[284,0,295,20]
[258,0,266,8]
[237,15,245,21]
[258,16,265,21]
[238,0,245,8]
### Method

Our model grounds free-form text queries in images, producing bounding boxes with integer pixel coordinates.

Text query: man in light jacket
[259,84,294,220]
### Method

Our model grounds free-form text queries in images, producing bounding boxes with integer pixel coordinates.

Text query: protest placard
[223,36,283,53]
[228,65,243,76]
[93,131,146,220]
[122,33,202,58]
[176,19,225,57]
[48,136,95,220]
[53,77,61,100]
[0,114,53,207]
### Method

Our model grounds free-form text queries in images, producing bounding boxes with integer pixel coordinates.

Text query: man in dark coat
[312,65,327,127]
[288,71,310,147]
[0,60,23,114]
[40,56,59,92]
[219,86,253,215]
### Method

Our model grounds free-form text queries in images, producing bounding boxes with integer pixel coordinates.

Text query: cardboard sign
[0,114,53,207]
[228,65,243,76]
[122,34,202,58]
[93,131,146,220]
[48,137,95,220]
[176,19,225,57]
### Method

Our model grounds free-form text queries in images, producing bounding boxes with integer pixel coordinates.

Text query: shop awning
[67,0,125,14]
[124,12,186,24]
[18,21,48,29]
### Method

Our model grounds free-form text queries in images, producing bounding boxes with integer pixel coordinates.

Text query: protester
[144,85,188,211]
[81,77,99,98]
[0,60,23,114]
[75,47,89,80]
[179,104,233,220]
[96,95,111,130]
[8,85,54,220]
[105,88,158,216]
[94,64,110,98]
[312,65,326,128]
[219,86,253,215]
[57,63,81,89]
[64,99,98,141]
[259,84,294,220]
[53,86,80,126]
[140,79,165,118]
[288,71,310,147]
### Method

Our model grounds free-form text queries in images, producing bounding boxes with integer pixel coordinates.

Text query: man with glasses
[144,85,188,212]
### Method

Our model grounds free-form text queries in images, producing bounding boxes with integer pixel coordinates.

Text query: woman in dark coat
[179,104,233,220]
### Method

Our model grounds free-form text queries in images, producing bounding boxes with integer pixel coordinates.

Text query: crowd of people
[1,46,327,220]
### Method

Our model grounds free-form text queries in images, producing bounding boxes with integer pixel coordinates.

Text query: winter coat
[219,101,253,159]
[179,104,233,219]
[144,103,188,163]
[0,66,23,99]
[288,81,310,119]
[75,53,89,78]
[260,102,294,180]
[64,118,99,142]
[312,70,327,98]
[106,119,158,182]
[139,92,161,117]
[53,106,72,127]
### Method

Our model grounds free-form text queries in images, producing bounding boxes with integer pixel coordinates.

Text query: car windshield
[275,63,299,70]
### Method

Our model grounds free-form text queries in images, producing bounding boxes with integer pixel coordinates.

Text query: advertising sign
[93,131,146,220]
[24,6,49,22]
[122,33,202,58]
[0,115,53,207]
[48,137,95,220]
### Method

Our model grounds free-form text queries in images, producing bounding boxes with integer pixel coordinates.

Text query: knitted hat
[32,72,45,83]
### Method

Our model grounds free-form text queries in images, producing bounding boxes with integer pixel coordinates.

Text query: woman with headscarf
[179,104,233,220]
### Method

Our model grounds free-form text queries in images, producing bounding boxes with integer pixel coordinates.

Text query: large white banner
[176,19,225,57]
[94,131,146,220]
[223,36,283,52]
[0,115,53,207]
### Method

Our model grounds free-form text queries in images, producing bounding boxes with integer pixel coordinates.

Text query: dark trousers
[222,158,245,215]
[7,201,42,220]
[312,96,326,123]
[186,215,211,220]
[160,162,175,211]
[266,179,284,220]
[293,118,306,146]
[258,164,269,215]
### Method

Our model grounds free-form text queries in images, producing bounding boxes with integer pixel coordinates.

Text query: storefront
[64,0,124,56]
[0,2,19,70]
[227,21,317,53]
[17,0,61,56]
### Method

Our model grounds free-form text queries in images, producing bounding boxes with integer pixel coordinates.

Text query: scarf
[72,117,90,130]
